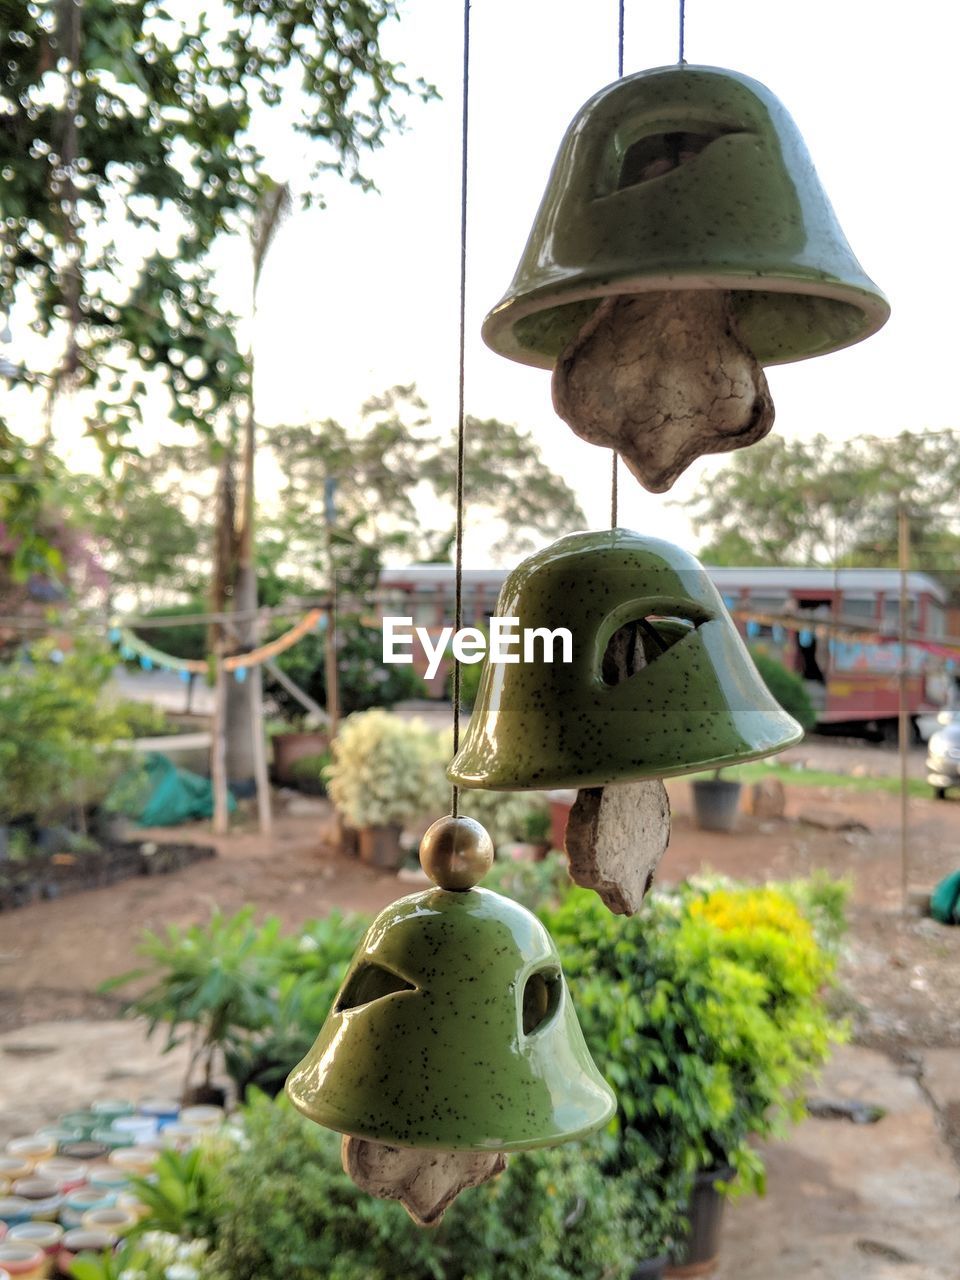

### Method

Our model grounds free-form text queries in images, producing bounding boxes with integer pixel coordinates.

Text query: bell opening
[600,616,695,687]
[522,969,562,1035]
[618,129,729,188]
[336,963,416,1013]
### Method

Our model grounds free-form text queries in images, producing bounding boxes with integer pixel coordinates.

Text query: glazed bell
[483,64,889,369]
[448,530,802,791]
[286,877,615,1151]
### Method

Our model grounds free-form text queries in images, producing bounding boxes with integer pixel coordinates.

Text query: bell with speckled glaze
[483,64,889,371]
[447,530,803,792]
[286,816,615,1152]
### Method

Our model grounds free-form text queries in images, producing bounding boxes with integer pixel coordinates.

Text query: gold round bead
[419,815,494,891]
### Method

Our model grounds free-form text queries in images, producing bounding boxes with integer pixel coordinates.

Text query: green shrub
[750,651,817,732]
[288,750,332,796]
[542,881,844,1199]
[325,709,448,828]
[206,1093,638,1280]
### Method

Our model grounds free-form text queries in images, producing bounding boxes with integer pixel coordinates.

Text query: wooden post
[898,504,910,915]
[211,652,230,837]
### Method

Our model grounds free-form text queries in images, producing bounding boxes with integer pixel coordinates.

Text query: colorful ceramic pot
[59,1190,116,1231]
[57,1115,99,1141]
[178,1105,224,1129]
[0,1244,45,1279]
[2,1144,52,1174]
[33,1163,85,1196]
[109,1115,157,1144]
[137,1098,180,1129]
[106,1149,154,1177]
[57,1230,116,1274]
[0,1203,32,1230]
[90,1102,134,1123]
[33,1131,81,1150]
[6,1222,62,1276]
[85,1167,127,1194]
[483,65,888,371]
[89,1129,133,1152]
[54,1142,108,1164]
[114,1193,147,1221]
[0,1169,28,1191]
[79,1208,135,1239]
[158,1123,204,1149]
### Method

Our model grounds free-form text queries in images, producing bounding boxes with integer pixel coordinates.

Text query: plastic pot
[632,1256,669,1279]
[666,1164,735,1277]
[357,823,405,870]
[690,779,742,834]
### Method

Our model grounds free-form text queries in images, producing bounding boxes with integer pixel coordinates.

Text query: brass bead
[420,816,494,891]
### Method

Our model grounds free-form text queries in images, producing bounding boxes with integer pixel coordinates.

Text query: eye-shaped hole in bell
[336,963,416,1013]
[601,616,696,687]
[522,968,562,1035]
[618,129,732,188]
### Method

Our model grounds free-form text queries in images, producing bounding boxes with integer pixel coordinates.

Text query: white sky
[31,0,960,567]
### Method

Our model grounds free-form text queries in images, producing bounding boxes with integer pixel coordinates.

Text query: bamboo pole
[898,504,910,915]
[211,651,230,836]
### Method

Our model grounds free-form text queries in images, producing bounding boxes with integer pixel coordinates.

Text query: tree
[263,385,588,586]
[0,1,434,795]
[683,431,960,595]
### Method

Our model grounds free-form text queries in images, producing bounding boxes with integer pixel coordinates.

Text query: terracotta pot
[547,790,576,851]
[0,1244,44,1279]
[57,1230,115,1275]
[272,731,330,785]
[358,823,405,870]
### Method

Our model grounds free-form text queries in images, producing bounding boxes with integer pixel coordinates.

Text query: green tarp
[930,869,960,926]
[109,752,235,827]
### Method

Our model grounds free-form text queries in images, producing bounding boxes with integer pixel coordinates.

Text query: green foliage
[0,3,433,455]
[686,430,960,600]
[288,750,333,796]
[750,651,817,733]
[71,1231,211,1280]
[0,642,144,821]
[270,617,422,722]
[134,602,210,662]
[325,709,448,829]
[128,1146,224,1242]
[107,907,366,1100]
[445,630,487,711]
[205,1093,637,1280]
[542,882,845,1202]
[102,907,281,1092]
[482,853,572,914]
[455,786,552,851]
[225,912,366,1099]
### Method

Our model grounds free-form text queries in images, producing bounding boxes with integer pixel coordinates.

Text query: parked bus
[378,564,954,739]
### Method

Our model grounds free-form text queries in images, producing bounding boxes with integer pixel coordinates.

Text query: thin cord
[678,0,686,63]
[611,0,625,528]
[451,0,471,818]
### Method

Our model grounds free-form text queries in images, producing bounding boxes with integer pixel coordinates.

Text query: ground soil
[2,746,959,1050]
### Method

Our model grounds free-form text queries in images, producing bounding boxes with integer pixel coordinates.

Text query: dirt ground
[2,741,960,1278]
[2,760,960,1048]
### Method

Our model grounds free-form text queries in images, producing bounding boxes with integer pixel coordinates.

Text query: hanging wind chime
[286,0,889,1224]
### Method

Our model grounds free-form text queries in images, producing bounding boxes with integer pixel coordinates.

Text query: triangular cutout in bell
[448,530,803,791]
[286,816,615,1152]
[484,64,889,372]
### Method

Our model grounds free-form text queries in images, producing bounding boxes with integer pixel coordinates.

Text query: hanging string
[611,0,626,528]
[678,0,686,63]
[451,0,471,818]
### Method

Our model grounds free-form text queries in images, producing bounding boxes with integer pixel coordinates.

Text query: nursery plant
[542,879,844,1212]
[324,708,448,831]
[202,1092,640,1280]
[104,908,282,1102]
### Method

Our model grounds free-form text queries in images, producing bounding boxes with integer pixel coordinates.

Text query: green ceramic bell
[447,530,802,791]
[483,64,889,369]
[286,816,615,1151]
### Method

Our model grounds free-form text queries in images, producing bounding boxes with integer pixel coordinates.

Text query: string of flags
[109,609,325,681]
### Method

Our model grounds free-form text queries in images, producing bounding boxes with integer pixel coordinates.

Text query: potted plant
[543,878,844,1275]
[690,769,742,833]
[270,715,331,787]
[102,907,280,1105]
[286,749,332,797]
[324,709,447,869]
